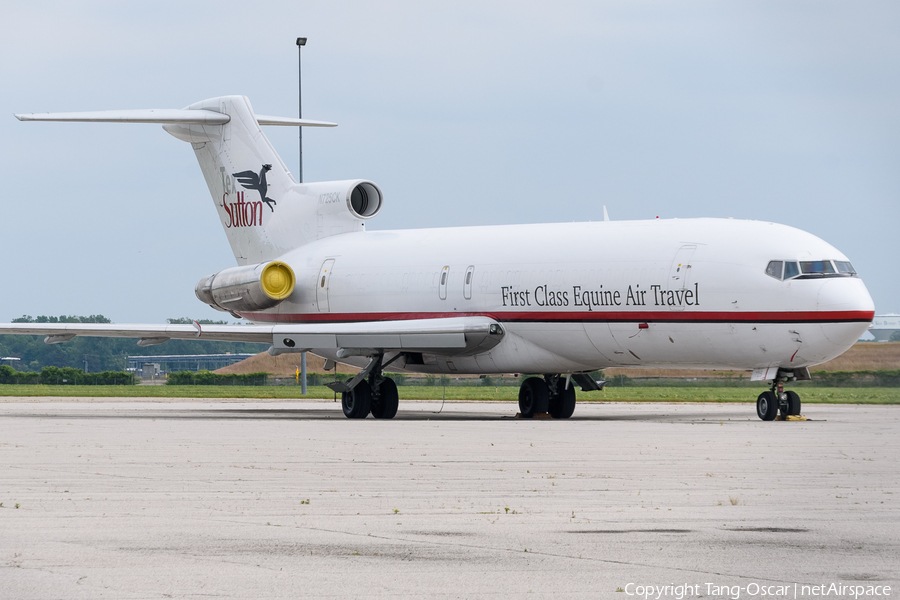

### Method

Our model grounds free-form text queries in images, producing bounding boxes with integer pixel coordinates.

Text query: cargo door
[316,259,335,312]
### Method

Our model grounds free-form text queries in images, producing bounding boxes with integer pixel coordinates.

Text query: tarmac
[0,400,897,599]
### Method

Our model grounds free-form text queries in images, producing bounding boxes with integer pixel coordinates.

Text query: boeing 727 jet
[4,95,874,420]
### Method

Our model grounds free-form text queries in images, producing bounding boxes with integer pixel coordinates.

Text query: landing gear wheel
[371,378,399,419]
[518,377,550,418]
[342,381,372,419]
[549,382,576,419]
[784,390,801,416]
[757,391,778,421]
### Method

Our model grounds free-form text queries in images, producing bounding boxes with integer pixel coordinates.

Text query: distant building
[127,354,256,376]
[142,363,161,380]
[869,314,900,342]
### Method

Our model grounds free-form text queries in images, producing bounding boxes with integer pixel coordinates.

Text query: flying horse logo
[233,164,276,212]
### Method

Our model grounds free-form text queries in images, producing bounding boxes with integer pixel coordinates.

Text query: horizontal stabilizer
[15,110,337,127]
[15,109,230,124]
[255,115,337,127]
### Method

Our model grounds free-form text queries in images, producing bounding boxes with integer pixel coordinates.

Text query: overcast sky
[1,0,898,325]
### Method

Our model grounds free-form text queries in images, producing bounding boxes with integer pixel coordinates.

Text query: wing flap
[337,334,402,348]
[272,318,494,355]
[400,333,467,348]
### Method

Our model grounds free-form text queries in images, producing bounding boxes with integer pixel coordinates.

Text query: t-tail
[15,95,384,265]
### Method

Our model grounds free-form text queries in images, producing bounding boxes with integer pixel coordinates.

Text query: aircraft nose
[817,278,874,346]
[817,278,874,313]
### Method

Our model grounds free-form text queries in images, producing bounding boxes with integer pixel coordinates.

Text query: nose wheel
[756,391,778,420]
[756,371,803,421]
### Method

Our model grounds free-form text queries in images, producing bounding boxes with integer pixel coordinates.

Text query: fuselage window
[439,266,449,300]
[765,261,783,280]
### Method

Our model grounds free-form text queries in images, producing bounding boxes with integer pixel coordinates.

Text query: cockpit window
[835,261,856,275]
[800,261,835,275]
[767,260,855,280]
[784,261,800,279]
[765,261,783,280]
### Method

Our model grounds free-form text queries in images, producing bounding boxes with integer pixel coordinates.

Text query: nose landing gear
[756,369,805,421]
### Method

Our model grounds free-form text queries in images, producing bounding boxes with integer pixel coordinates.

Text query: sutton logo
[221,191,264,228]
[219,164,276,228]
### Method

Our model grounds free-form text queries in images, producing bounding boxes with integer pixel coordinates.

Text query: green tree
[13,314,112,324]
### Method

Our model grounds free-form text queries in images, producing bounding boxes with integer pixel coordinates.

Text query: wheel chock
[775,415,808,421]
[534,413,552,420]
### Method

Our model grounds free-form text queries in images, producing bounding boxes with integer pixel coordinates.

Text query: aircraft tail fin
[161,95,337,264]
[16,97,338,265]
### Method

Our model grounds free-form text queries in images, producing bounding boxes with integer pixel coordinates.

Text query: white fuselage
[240,217,874,375]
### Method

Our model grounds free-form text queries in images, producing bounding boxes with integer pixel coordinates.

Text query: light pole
[296,36,308,395]
[296,37,307,184]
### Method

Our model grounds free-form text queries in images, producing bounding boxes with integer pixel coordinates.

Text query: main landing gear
[340,378,399,419]
[329,353,401,420]
[331,355,608,421]
[756,369,804,421]
[517,374,605,419]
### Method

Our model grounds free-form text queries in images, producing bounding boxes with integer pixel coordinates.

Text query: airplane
[3,95,874,420]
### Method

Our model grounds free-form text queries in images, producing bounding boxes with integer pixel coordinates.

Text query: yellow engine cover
[261,261,296,300]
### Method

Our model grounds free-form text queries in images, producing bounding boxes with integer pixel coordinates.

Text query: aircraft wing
[0,317,504,355]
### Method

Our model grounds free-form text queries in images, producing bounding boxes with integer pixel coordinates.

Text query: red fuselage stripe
[241,310,874,324]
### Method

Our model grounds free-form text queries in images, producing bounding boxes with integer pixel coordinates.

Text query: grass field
[0,385,897,404]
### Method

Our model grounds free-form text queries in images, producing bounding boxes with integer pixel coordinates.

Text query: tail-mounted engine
[195,261,295,314]
[303,180,383,235]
